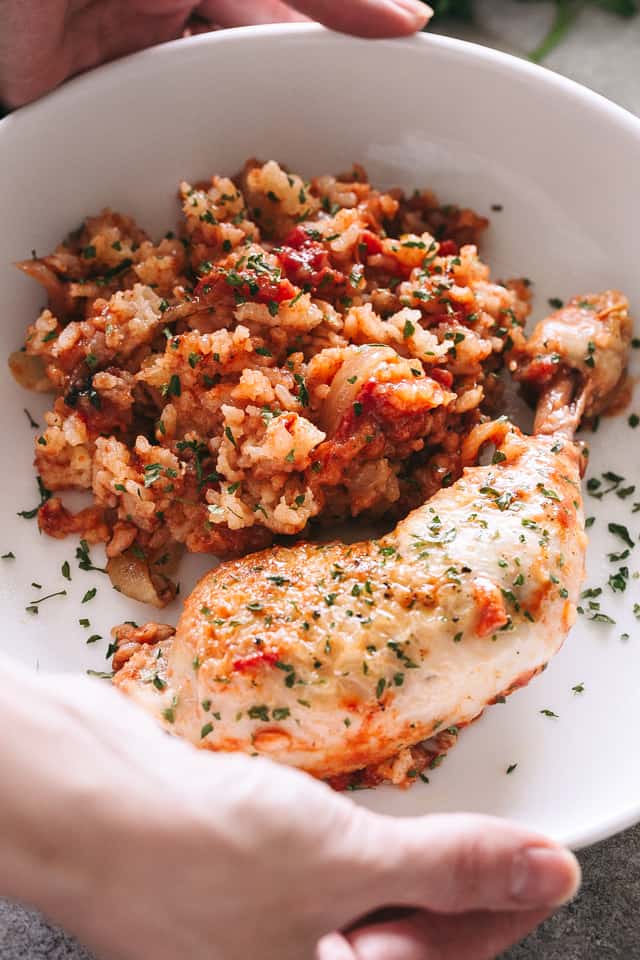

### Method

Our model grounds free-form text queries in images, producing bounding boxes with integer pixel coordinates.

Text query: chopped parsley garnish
[76,539,106,573]
[162,706,176,724]
[143,463,164,487]
[81,588,97,603]
[25,589,67,615]
[403,318,416,338]
[590,612,615,624]
[166,374,181,397]
[23,408,39,429]
[17,476,51,519]
[248,705,270,722]
[608,567,629,593]
[293,373,309,407]
[537,484,561,501]
[608,522,635,549]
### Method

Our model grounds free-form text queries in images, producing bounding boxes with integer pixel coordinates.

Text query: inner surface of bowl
[1,25,639,847]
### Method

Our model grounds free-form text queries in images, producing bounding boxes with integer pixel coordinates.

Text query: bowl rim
[2,22,639,851]
[1,23,639,144]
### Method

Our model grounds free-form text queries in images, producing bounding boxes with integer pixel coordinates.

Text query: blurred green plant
[428,0,638,60]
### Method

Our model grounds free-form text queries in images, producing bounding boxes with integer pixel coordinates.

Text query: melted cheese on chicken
[114,428,586,781]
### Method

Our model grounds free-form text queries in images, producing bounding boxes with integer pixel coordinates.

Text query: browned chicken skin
[510,290,631,435]
[112,291,632,786]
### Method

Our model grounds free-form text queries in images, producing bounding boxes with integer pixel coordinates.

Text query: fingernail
[387,0,433,29]
[316,933,355,960]
[511,847,582,907]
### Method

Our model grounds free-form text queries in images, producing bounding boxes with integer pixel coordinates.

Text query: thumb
[338,811,580,922]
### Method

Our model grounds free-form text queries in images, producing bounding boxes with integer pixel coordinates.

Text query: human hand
[0,0,432,107]
[2,665,580,960]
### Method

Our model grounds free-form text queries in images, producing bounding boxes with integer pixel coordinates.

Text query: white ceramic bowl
[1,24,639,848]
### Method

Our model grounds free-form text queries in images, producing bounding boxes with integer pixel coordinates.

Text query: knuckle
[447,834,488,901]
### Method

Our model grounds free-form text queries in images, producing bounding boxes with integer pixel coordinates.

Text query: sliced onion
[107,543,183,609]
[15,259,69,317]
[320,345,396,435]
[461,419,511,467]
[8,350,52,392]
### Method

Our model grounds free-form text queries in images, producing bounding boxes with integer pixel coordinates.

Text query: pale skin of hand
[1,658,580,960]
[0,3,580,956]
[0,0,432,107]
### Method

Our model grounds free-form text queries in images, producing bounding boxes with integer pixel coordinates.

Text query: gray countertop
[2,4,640,957]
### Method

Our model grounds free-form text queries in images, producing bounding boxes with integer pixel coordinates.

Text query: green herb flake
[267,575,290,586]
[248,704,270,722]
[167,374,181,397]
[590,612,616,624]
[608,522,635,549]
[17,476,52,520]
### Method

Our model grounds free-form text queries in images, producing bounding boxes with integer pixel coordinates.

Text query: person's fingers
[316,932,356,960]
[197,0,308,27]
[284,0,431,38]
[341,812,580,922]
[1,1,195,106]
[199,0,431,35]
[341,907,553,960]
[0,1,70,106]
